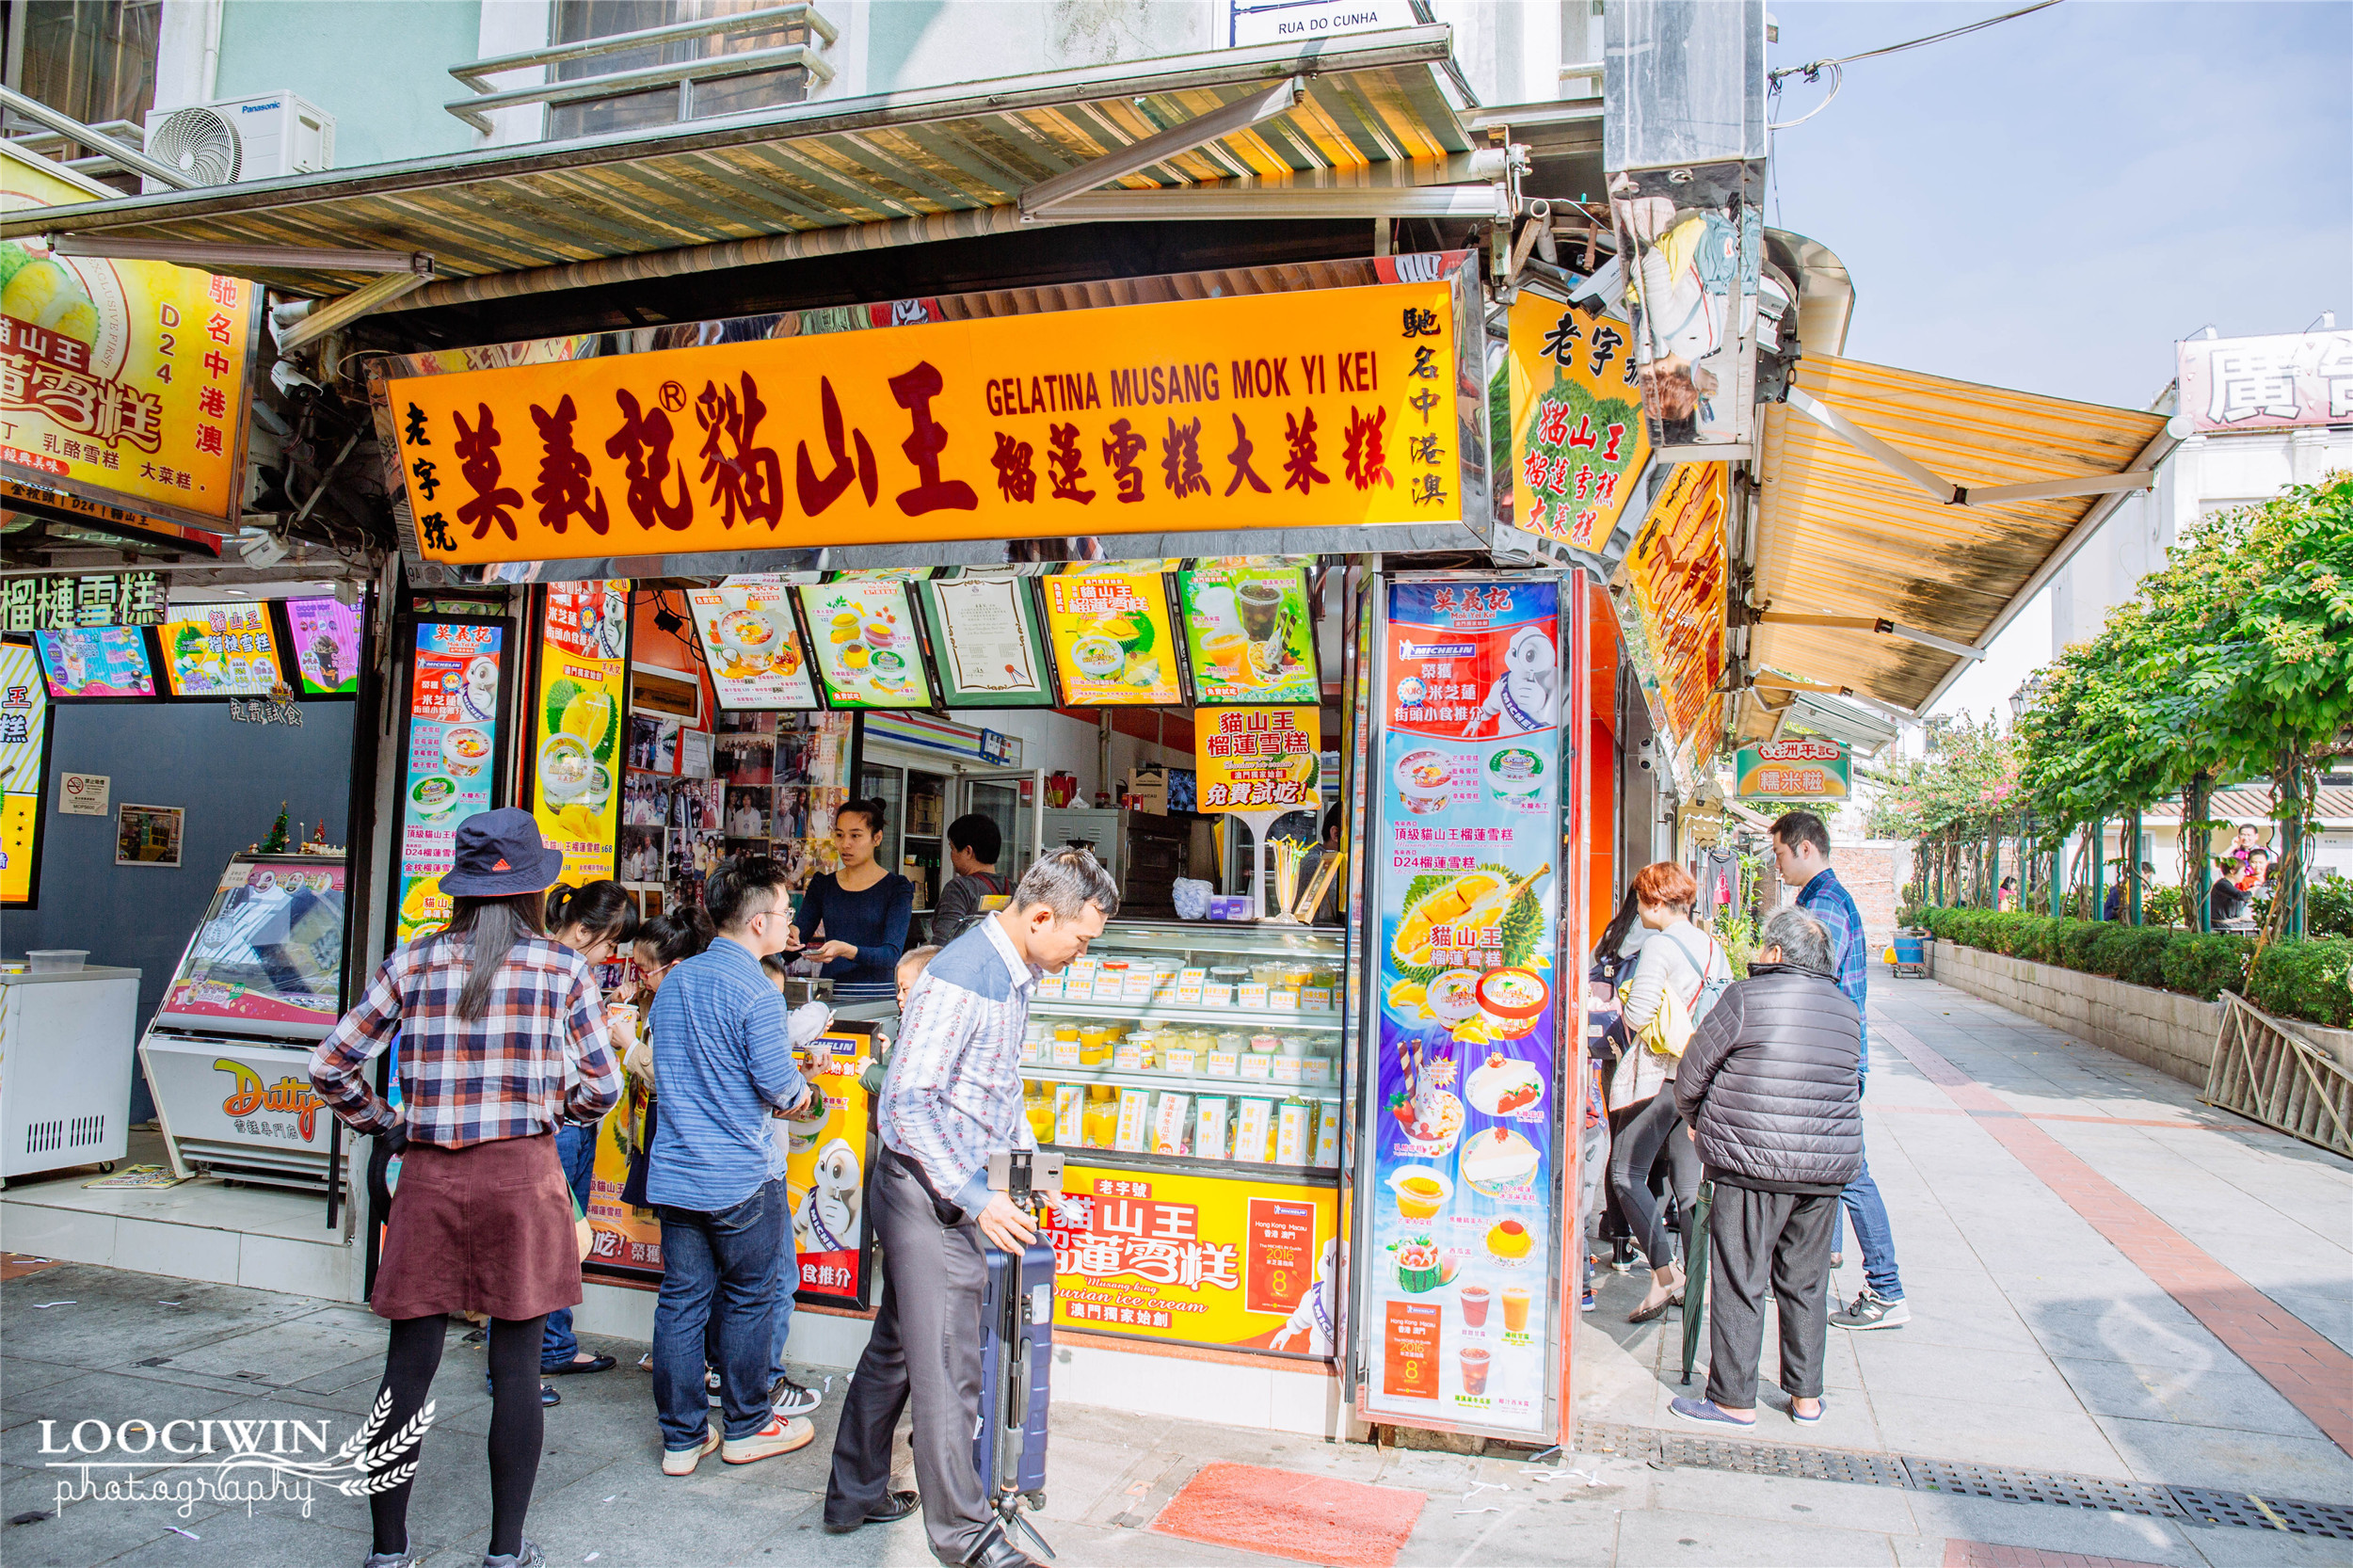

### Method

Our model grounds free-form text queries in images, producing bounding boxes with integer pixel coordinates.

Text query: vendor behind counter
[784,798,910,1002]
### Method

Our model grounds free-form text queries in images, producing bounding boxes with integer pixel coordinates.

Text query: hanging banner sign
[383,280,1462,564]
[2176,329,2353,433]
[396,621,504,942]
[1503,294,1651,550]
[795,580,930,709]
[1620,462,1727,755]
[35,625,155,697]
[2,570,168,632]
[1,148,260,532]
[1735,738,1850,799]
[532,582,629,887]
[688,577,819,711]
[285,598,362,696]
[157,601,286,698]
[0,640,52,905]
[1177,561,1319,705]
[1042,568,1183,706]
[1362,578,1562,1439]
[1197,707,1321,812]
[1047,1165,1339,1355]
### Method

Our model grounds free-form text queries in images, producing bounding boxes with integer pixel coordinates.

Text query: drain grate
[2169,1486,2353,1541]
[1565,1419,2353,1541]
[1902,1457,2175,1518]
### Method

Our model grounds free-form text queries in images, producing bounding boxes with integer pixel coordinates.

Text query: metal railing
[0,113,150,182]
[445,4,837,135]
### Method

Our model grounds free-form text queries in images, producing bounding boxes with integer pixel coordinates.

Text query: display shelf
[1091,918,1344,961]
[1028,1141,1336,1182]
[1020,1061,1340,1097]
[1029,996,1344,1031]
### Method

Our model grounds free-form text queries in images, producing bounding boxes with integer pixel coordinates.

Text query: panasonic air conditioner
[140,92,335,191]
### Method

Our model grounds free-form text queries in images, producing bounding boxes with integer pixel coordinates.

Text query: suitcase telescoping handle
[985,1150,1060,1561]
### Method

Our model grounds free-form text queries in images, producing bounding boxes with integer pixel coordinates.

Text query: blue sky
[1765,1,2351,719]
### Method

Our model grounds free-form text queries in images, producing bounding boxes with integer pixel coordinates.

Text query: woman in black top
[786,799,913,1002]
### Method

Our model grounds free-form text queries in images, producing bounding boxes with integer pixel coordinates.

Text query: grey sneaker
[770,1373,822,1417]
[481,1542,544,1568]
[1830,1288,1911,1330]
[362,1552,422,1568]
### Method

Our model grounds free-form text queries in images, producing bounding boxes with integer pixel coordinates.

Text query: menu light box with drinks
[1042,568,1184,707]
[1360,578,1563,1439]
[1178,562,1318,705]
[531,583,629,887]
[795,581,933,710]
[34,625,156,698]
[395,620,505,941]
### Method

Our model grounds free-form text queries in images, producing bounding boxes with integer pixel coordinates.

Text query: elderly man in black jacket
[1669,906,1864,1429]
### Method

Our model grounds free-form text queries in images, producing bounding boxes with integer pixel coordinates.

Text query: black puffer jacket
[1673,961,1863,1192]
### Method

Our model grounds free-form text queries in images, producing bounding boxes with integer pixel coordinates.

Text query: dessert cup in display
[1501,1286,1530,1333]
[1393,748,1455,814]
[1459,1346,1491,1395]
[1459,1284,1491,1327]
[1387,1165,1450,1219]
[1474,968,1550,1039]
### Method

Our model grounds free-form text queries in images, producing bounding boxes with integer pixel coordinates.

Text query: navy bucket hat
[440,808,565,898]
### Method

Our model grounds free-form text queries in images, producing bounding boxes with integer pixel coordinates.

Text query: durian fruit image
[0,247,100,347]
[1390,862,1552,984]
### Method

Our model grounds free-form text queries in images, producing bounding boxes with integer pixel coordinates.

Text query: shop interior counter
[0,966,141,1180]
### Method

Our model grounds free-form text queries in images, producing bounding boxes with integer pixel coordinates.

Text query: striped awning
[1749,354,2170,715]
[0,27,1472,298]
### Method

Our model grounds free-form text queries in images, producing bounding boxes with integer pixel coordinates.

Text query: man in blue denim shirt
[647,856,817,1474]
[1773,811,1911,1330]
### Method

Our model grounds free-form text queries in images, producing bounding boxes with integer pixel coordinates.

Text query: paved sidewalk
[4,975,2347,1567]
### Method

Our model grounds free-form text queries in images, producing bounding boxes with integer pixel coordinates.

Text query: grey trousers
[824,1148,991,1563]
[1705,1183,1837,1412]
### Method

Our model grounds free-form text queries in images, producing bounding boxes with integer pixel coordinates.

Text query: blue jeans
[1832,1065,1904,1302]
[539,1123,599,1369]
[700,1234,796,1384]
[653,1177,789,1448]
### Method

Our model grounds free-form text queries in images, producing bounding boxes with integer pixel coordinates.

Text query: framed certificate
[915,575,1053,707]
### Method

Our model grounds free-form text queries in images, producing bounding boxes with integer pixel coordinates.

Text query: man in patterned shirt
[1773,810,1910,1330]
[824,849,1116,1568]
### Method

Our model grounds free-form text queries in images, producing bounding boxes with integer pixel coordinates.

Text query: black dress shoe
[962,1528,1043,1568]
[823,1490,920,1534]
[543,1353,616,1376]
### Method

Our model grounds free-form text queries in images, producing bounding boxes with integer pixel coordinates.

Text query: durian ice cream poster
[1,149,259,527]
[1364,578,1561,1436]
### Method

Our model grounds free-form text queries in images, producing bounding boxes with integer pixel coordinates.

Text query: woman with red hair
[1609,861,1731,1324]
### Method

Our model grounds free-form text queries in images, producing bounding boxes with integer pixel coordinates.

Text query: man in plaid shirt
[1773,810,1910,1330]
[312,927,619,1144]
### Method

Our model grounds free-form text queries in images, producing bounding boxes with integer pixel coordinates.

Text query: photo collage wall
[619,707,854,912]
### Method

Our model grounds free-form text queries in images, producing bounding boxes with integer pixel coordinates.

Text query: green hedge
[2248,938,2353,1029]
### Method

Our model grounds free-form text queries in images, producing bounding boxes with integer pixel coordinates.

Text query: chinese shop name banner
[1735,738,1849,800]
[2176,329,2353,433]
[385,281,1462,564]
[532,583,629,886]
[1,150,259,530]
[1504,294,1651,551]
[2,570,168,633]
[1048,1166,1338,1354]
[1363,578,1562,1439]
[1620,463,1727,757]
[1198,707,1321,812]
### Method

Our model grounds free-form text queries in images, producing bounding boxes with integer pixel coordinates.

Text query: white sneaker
[722,1416,815,1465]
[1830,1289,1911,1330]
[769,1375,822,1418]
[662,1424,722,1477]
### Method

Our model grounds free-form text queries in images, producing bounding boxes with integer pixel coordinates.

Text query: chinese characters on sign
[1619,463,1727,756]
[1735,738,1850,800]
[1,571,168,633]
[228,688,304,727]
[156,601,285,697]
[1363,578,1562,1438]
[1505,294,1651,549]
[396,621,504,942]
[1197,707,1321,813]
[0,641,51,904]
[1042,568,1183,706]
[531,582,629,886]
[2,153,257,528]
[2175,330,2353,433]
[385,281,1460,563]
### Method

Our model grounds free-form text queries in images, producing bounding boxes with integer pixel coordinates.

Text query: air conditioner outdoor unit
[140,92,335,191]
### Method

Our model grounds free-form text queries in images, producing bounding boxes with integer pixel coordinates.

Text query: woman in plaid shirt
[310,809,621,1568]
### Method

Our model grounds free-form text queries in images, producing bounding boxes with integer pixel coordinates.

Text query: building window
[1,0,162,190]
[547,0,809,141]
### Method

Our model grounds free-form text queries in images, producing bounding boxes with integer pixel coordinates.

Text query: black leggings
[1609,1091,1702,1272]
[371,1313,548,1559]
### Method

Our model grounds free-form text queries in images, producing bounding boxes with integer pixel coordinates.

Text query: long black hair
[545,878,640,948]
[440,892,547,1022]
[1594,888,1642,962]
[634,904,714,969]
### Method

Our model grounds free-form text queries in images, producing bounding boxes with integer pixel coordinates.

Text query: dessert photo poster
[1363,578,1561,1436]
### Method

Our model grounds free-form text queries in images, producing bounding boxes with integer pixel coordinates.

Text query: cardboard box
[1124,766,1170,815]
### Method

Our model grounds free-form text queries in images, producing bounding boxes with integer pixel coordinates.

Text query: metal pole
[2281,764,2307,939]
[2126,808,2142,925]
[2089,818,2106,920]
[2050,831,2064,919]
[1988,830,2001,910]
[0,84,200,189]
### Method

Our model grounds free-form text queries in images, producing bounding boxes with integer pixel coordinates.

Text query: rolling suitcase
[975,1149,1061,1560]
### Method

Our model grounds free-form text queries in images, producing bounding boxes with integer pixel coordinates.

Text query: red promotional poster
[1384,583,1562,744]
[1245,1196,1320,1316]
[1384,1301,1442,1400]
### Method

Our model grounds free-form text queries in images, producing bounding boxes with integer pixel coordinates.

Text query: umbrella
[1679,1180,1713,1385]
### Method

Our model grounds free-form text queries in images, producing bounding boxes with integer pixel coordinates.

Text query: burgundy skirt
[373,1133,580,1322]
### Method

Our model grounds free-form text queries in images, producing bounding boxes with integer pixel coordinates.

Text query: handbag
[619,1095,657,1209]
[1637,928,1729,1061]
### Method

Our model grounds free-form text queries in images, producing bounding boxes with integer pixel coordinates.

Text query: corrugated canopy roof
[1751,354,2169,714]
[0,28,1470,297]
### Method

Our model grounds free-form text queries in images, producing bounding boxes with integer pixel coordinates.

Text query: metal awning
[1747,353,2171,715]
[1,27,1472,300]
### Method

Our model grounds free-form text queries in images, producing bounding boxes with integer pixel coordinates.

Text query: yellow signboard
[1047,1164,1338,1355]
[1504,293,1650,550]
[1197,706,1321,812]
[531,583,629,885]
[384,280,1461,564]
[1625,463,1727,752]
[1041,568,1182,706]
[1,148,257,531]
[0,640,49,905]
